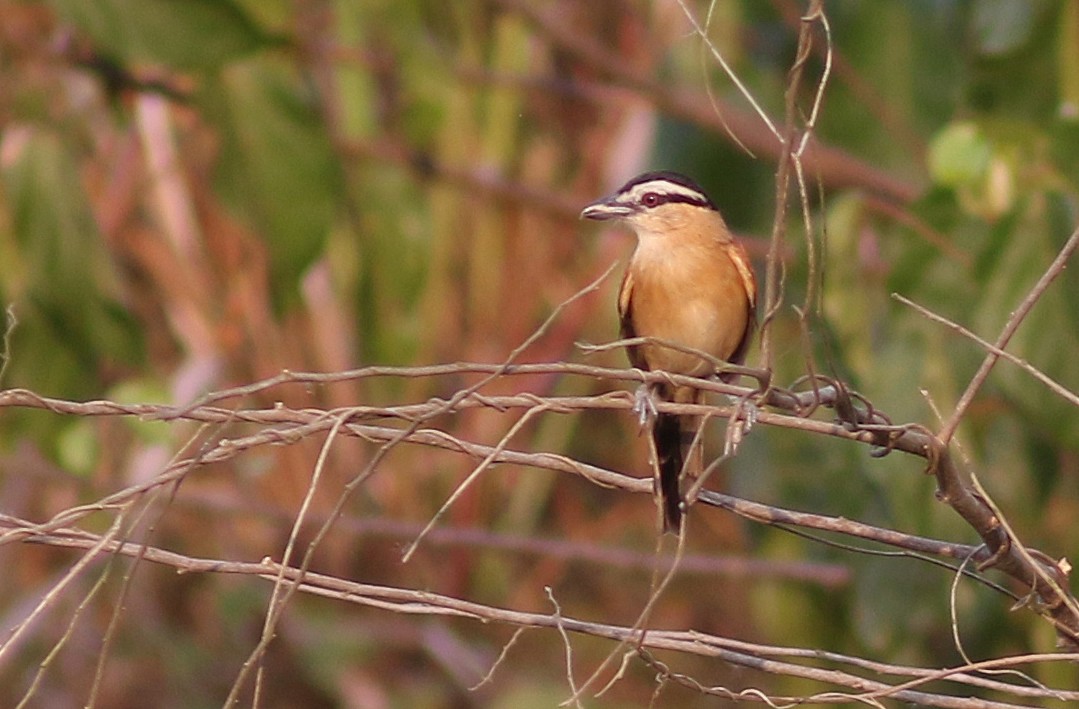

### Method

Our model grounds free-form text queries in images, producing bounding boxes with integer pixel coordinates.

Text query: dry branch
[2,518,1077,708]
[2,344,1077,648]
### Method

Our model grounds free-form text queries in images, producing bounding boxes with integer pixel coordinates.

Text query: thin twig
[938,225,1079,444]
[895,292,1079,408]
[6,523,1076,707]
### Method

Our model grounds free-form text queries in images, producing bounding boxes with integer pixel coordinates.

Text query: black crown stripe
[617,171,717,211]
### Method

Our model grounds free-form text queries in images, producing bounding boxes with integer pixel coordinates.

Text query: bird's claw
[723,396,760,455]
[633,385,659,428]
[739,397,760,433]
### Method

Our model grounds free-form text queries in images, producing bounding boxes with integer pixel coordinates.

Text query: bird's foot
[737,396,760,434]
[723,395,760,455]
[633,385,659,429]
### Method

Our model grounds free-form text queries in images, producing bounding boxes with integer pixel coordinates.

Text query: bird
[581,171,757,533]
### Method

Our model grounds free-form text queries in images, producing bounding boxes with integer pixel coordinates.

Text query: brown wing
[622,266,684,532]
[726,300,755,366]
[720,240,758,380]
[617,268,649,371]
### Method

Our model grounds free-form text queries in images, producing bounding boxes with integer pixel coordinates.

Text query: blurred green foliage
[49,0,274,69]
[0,0,1077,706]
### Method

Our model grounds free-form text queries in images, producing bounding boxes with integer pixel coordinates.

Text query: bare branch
[3,364,1077,647]
[2,522,1075,708]
[938,225,1079,444]
[895,293,1079,408]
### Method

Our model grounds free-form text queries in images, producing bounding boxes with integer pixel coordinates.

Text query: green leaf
[927,122,992,188]
[207,60,341,308]
[47,0,272,70]
[0,129,143,395]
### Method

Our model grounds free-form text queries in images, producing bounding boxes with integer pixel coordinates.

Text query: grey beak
[580,196,633,221]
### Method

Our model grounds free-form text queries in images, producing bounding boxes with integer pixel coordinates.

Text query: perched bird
[581,171,757,532]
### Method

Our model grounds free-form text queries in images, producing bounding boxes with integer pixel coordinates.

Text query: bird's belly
[633,288,747,376]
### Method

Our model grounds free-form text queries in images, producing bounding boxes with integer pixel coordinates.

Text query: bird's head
[580,171,722,235]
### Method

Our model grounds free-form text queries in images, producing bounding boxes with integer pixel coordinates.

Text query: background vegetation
[1,0,1077,706]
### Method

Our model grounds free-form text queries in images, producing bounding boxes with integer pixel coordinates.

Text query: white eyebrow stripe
[620,181,707,204]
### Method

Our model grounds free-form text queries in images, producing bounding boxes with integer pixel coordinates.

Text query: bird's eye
[642,192,661,207]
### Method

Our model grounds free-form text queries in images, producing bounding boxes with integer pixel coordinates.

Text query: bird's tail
[653,411,684,533]
[652,388,704,534]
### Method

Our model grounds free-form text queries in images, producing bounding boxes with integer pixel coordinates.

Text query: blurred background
[1,0,1078,706]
